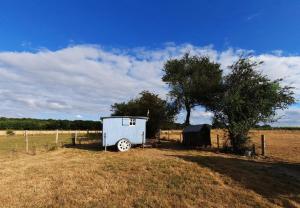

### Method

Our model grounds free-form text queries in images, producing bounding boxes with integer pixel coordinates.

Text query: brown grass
[161,129,300,163]
[0,132,299,208]
[0,142,299,207]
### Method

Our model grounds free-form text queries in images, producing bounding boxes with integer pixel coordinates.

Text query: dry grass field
[0,131,299,208]
[0,134,73,159]
[161,129,300,163]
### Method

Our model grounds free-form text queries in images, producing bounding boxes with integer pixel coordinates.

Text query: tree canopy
[111,91,177,138]
[210,57,295,153]
[162,53,222,125]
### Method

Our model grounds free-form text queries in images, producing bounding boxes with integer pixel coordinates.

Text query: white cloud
[75,115,83,119]
[189,107,214,125]
[0,44,299,125]
[272,107,300,127]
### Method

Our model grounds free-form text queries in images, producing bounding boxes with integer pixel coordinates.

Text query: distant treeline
[162,123,300,130]
[0,117,298,131]
[0,117,101,130]
[253,125,300,130]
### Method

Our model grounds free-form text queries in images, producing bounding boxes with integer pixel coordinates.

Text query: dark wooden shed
[182,124,211,147]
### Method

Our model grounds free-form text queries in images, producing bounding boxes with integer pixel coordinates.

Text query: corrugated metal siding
[182,124,211,146]
[102,117,146,146]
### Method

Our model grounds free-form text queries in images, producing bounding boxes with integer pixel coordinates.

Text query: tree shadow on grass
[65,139,201,152]
[64,143,104,152]
[169,154,300,207]
[157,139,217,152]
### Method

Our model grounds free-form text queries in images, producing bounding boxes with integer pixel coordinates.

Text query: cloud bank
[0,44,299,126]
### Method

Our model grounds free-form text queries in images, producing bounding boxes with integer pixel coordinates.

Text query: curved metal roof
[101,116,148,120]
[183,124,211,133]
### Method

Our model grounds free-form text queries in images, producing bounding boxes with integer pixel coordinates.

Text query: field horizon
[0,131,299,208]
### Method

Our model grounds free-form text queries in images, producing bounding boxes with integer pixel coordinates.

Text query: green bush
[6,130,15,136]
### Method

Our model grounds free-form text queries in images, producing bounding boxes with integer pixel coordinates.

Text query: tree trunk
[184,106,191,126]
[229,131,250,154]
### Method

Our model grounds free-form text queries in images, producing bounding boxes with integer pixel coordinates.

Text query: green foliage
[160,122,185,130]
[6,130,15,136]
[162,53,222,125]
[210,57,295,153]
[0,117,101,130]
[111,91,177,138]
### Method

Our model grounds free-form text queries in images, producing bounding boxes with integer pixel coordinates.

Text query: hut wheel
[117,138,131,152]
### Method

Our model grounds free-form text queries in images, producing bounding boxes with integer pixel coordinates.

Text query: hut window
[129,118,136,126]
[122,118,130,126]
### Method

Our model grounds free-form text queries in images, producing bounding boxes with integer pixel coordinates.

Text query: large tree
[210,57,295,153]
[111,91,177,138]
[162,53,222,125]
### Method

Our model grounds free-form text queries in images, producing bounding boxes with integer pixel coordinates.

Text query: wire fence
[160,129,300,163]
[1,129,299,163]
[0,130,102,158]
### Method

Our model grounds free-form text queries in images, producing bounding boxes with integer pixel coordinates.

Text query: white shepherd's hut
[101,116,148,151]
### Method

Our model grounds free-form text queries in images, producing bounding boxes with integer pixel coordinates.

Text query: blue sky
[0,0,299,125]
[1,0,300,52]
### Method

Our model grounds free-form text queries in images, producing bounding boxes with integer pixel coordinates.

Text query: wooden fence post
[158,129,161,140]
[72,131,75,146]
[55,129,59,144]
[180,132,182,142]
[75,130,78,144]
[25,130,28,153]
[158,129,161,143]
[252,144,256,155]
[217,134,220,150]
[261,135,266,156]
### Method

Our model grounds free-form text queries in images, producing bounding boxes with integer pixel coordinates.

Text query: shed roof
[101,116,148,120]
[183,124,210,133]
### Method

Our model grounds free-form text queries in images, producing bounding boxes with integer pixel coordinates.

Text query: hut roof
[183,124,210,133]
[101,116,148,120]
